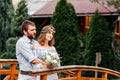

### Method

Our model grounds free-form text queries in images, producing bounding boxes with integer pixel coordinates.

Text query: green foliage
[0,0,14,53]
[0,37,18,59]
[13,0,30,37]
[51,0,83,65]
[84,10,120,72]
[6,37,18,53]
[0,52,15,59]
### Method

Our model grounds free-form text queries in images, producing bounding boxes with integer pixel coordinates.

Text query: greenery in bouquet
[42,52,60,67]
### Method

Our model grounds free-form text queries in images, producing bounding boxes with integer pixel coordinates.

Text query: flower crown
[41,25,56,34]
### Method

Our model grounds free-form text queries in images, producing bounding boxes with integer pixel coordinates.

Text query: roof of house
[27,0,51,15]
[12,0,51,15]
[31,0,118,18]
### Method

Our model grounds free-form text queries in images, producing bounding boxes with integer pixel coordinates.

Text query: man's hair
[21,20,35,34]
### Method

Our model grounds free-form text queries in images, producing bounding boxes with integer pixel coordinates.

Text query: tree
[0,37,18,59]
[0,0,14,53]
[50,0,83,65]
[84,10,120,73]
[13,0,30,37]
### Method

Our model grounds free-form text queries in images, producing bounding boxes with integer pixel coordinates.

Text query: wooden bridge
[0,59,120,80]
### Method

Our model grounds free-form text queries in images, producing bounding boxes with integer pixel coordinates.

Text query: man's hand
[32,58,46,65]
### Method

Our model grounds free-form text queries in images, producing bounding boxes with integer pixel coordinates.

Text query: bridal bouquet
[42,52,60,67]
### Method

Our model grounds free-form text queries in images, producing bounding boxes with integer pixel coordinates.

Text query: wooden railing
[30,65,120,80]
[0,59,120,80]
[0,59,19,80]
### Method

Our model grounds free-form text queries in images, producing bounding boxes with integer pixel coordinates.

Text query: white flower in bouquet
[51,59,58,67]
[42,52,60,67]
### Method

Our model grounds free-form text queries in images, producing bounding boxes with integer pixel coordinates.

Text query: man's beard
[27,33,36,39]
[28,35,33,39]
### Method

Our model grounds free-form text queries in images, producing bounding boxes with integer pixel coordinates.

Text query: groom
[16,20,46,80]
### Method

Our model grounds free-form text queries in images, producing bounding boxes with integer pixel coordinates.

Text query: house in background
[12,0,51,15]
[12,0,120,43]
[30,0,120,43]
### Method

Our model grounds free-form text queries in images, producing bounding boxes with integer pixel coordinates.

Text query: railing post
[76,70,81,80]
[95,52,101,78]
[102,72,108,80]
[10,64,17,80]
[40,74,47,80]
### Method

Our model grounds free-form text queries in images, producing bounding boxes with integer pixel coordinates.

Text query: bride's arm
[31,42,46,65]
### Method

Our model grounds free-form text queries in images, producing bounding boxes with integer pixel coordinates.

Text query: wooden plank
[76,70,81,80]
[0,70,11,75]
[15,70,19,74]
[40,75,47,80]
[0,70,19,75]
[13,75,18,80]
[58,77,77,80]
[10,64,17,80]
[81,77,103,80]
[102,73,108,80]
[0,59,18,64]
[3,75,10,80]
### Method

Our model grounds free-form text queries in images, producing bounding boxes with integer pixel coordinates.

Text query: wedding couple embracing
[16,20,60,80]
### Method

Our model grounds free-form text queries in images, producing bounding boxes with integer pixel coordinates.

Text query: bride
[32,25,60,80]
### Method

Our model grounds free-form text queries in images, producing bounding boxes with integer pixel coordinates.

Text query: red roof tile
[32,0,117,17]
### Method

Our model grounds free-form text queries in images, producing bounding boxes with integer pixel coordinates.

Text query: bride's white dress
[33,48,60,80]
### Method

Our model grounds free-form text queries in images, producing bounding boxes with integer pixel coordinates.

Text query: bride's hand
[47,64,54,69]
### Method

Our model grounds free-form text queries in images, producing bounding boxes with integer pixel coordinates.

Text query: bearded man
[16,20,46,80]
